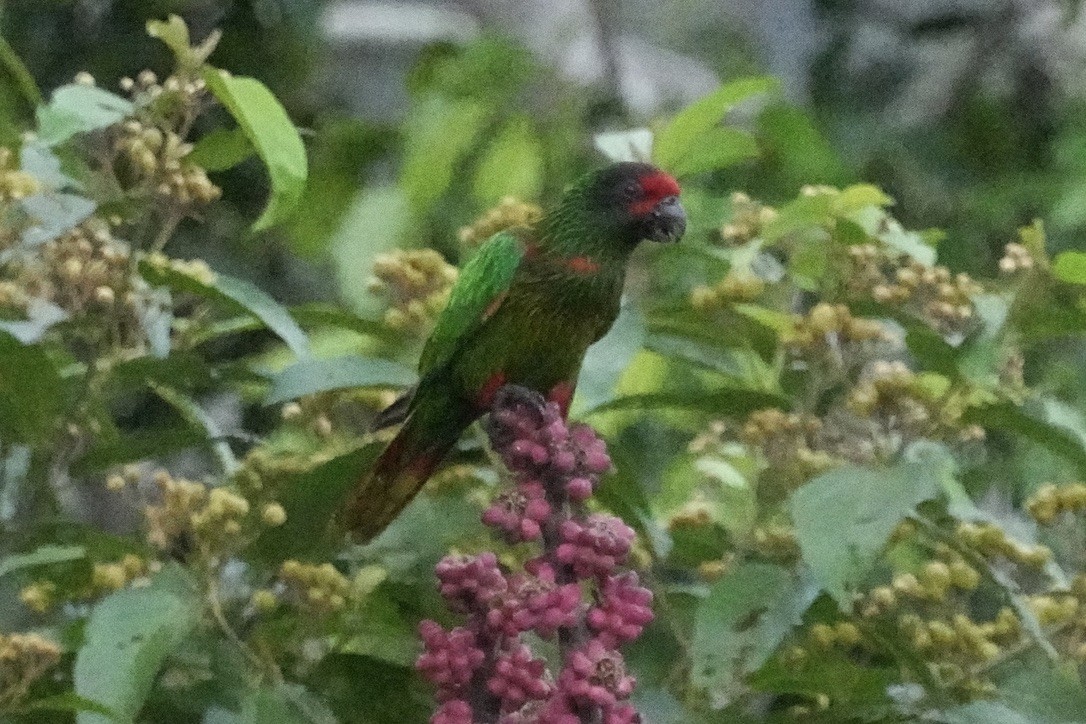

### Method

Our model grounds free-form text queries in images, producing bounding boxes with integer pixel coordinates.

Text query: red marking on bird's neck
[629,170,681,217]
[547,381,575,418]
[476,371,508,410]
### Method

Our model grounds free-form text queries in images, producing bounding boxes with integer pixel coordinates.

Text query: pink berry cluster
[416,386,653,723]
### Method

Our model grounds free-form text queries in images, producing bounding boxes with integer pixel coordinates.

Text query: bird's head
[584,162,686,246]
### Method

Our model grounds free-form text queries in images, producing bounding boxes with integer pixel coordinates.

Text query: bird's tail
[343,396,474,541]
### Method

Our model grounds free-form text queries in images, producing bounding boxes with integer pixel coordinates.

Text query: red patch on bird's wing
[548,381,576,418]
[476,371,508,409]
[565,256,600,274]
[629,170,681,216]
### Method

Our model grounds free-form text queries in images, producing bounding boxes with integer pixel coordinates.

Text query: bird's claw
[490,384,547,417]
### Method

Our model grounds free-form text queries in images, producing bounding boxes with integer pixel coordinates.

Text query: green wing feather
[418,230,525,377]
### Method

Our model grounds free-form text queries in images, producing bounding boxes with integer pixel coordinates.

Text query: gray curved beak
[649,196,686,243]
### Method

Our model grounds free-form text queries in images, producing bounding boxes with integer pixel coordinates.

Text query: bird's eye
[622,183,640,201]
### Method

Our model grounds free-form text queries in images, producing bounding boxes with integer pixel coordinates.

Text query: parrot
[343,161,686,540]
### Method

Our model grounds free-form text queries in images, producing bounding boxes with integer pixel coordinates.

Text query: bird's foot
[490,384,547,416]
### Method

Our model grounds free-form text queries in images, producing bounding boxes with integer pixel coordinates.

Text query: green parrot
[344,161,685,540]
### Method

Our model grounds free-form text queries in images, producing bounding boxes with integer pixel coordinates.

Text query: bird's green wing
[418,230,525,377]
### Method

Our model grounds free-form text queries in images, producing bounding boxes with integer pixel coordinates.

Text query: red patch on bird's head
[629,171,681,217]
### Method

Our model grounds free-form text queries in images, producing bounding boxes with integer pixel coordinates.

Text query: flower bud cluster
[847,244,981,336]
[1026,483,1086,525]
[417,386,651,723]
[785,302,891,354]
[143,470,285,558]
[807,621,863,650]
[690,272,765,312]
[276,560,350,616]
[17,551,152,618]
[998,242,1034,274]
[719,192,777,245]
[4,216,147,348]
[847,361,983,446]
[458,196,542,247]
[0,148,39,202]
[954,522,1052,568]
[740,408,837,491]
[119,69,207,110]
[665,497,713,531]
[145,251,217,286]
[0,633,62,709]
[115,119,220,206]
[750,523,801,563]
[90,553,150,594]
[69,70,219,209]
[368,249,459,334]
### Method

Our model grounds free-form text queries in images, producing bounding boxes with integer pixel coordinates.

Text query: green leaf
[145,15,190,60]
[856,207,936,266]
[1053,251,1086,285]
[594,128,653,163]
[667,127,759,177]
[147,14,220,68]
[653,76,778,172]
[401,96,489,212]
[0,544,86,578]
[340,588,417,666]
[237,686,317,724]
[0,332,69,444]
[790,446,951,604]
[0,298,68,343]
[290,303,395,342]
[141,261,311,358]
[788,235,830,291]
[761,193,835,244]
[188,127,255,171]
[266,356,416,405]
[331,187,411,315]
[25,692,117,718]
[36,85,133,146]
[19,192,96,247]
[74,566,200,724]
[834,184,893,213]
[358,492,487,583]
[963,400,1086,478]
[305,654,431,724]
[574,303,647,414]
[755,104,847,185]
[150,382,238,474]
[694,455,757,536]
[691,563,817,707]
[250,444,383,564]
[0,34,42,110]
[750,647,895,708]
[203,69,307,231]
[940,702,1035,724]
[472,117,543,204]
[582,387,788,418]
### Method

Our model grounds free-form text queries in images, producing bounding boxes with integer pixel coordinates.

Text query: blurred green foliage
[7,4,1086,724]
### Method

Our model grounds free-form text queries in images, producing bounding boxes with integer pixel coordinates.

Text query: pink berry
[432,699,474,724]
[556,514,635,579]
[556,639,635,711]
[435,552,507,613]
[416,622,485,699]
[588,572,654,645]
[487,643,553,710]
